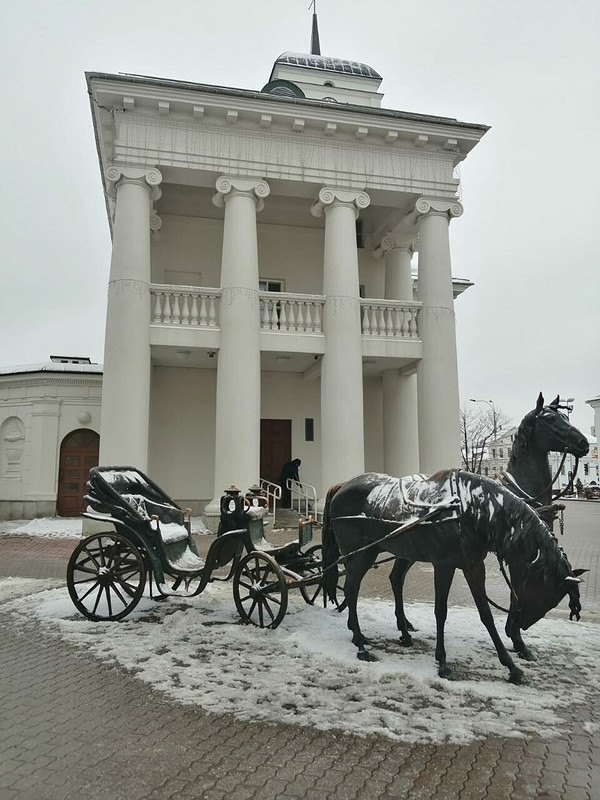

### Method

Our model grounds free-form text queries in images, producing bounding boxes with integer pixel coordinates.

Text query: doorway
[260,419,291,486]
[57,429,100,516]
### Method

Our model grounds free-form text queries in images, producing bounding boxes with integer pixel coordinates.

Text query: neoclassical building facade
[88,52,488,520]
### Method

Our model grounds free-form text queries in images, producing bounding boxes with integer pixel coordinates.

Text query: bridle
[500,404,580,524]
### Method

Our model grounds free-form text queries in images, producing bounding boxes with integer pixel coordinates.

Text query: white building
[0,39,489,520]
[0,358,102,518]
[479,428,517,478]
[89,48,487,525]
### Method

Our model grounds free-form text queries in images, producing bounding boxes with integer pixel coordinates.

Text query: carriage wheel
[67,532,146,621]
[233,552,288,629]
[299,544,346,608]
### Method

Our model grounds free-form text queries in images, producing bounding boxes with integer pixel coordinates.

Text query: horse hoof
[400,634,413,647]
[508,669,525,685]
[517,647,537,662]
[357,650,378,662]
[438,665,452,679]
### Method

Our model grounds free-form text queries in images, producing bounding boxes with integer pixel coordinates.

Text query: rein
[485,557,519,615]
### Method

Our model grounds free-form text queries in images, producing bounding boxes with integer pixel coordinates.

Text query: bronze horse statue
[385,394,588,661]
[322,470,584,683]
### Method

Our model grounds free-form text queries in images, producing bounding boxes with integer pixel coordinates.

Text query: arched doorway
[57,429,100,516]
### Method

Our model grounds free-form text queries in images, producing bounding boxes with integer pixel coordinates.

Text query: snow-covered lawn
[3,577,598,745]
[0,517,208,539]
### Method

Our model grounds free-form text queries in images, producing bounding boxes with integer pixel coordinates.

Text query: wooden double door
[260,419,291,486]
[57,429,100,516]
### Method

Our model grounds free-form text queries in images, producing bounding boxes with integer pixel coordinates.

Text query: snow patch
[4,584,599,745]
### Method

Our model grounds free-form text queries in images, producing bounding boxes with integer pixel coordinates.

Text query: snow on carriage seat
[157,521,190,545]
[163,546,204,573]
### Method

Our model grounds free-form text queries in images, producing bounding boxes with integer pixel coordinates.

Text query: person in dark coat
[279,458,301,508]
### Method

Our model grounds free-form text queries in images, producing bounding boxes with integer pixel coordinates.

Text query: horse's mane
[508,409,538,463]
[493,483,571,583]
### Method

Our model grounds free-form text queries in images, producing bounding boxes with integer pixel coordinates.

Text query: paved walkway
[1,500,599,799]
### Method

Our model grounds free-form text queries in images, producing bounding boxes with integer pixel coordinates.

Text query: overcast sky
[2,0,598,435]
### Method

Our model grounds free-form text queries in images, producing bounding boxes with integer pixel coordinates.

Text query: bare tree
[460,402,512,474]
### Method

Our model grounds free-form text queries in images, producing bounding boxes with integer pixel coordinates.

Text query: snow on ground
[0,517,208,538]
[3,578,599,745]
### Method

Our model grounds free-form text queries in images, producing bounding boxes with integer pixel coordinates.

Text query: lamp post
[469,398,498,475]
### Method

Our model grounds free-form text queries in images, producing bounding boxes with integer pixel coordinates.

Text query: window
[492,449,496,459]
[499,448,504,459]
[305,418,314,441]
[584,463,589,475]
[259,279,284,292]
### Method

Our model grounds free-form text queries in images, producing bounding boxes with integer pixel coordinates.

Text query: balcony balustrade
[150,285,421,341]
[360,299,420,338]
[151,285,221,327]
[259,292,323,333]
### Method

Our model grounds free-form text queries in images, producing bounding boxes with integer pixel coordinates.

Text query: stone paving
[0,500,599,799]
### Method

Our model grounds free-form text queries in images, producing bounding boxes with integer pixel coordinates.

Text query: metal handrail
[287,478,319,522]
[259,478,282,526]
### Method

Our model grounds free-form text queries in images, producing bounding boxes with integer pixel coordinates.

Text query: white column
[414,197,464,473]
[99,166,162,470]
[205,176,270,515]
[312,187,370,497]
[378,235,419,476]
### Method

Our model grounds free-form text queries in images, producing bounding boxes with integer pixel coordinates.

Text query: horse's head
[527,393,589,458]
[508,508,585,628]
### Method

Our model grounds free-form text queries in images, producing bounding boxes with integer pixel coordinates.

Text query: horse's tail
[322,482,343,604]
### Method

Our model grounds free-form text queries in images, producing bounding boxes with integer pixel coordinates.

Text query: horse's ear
[549,395,560,408]
[536,393,544,413]
[573,568,589,578]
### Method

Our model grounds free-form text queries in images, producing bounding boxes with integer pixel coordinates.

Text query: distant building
[479,428,517,478]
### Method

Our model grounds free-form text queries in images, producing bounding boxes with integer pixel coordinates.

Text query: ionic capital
[212,176,270,212]
[373,234,416,260]
[414,197,463,221]
[104,165,163,201]
[311,187,371,219]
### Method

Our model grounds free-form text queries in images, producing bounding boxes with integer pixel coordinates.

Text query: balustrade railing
[360,300,420,339]
[150,285,221,327]
[150,286,420,342]
[259,292,324,334]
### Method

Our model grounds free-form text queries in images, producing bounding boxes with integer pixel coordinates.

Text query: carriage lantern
[218,485,246,536]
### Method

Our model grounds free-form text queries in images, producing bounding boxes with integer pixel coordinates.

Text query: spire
[309,1,321,55]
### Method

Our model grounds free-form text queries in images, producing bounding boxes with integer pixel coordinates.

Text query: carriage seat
[122,494,190,544]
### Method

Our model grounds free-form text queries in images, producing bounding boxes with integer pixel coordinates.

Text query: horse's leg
[344,549,379,662]
[505,601,536,661]
[389,558,416,645]
[433,564,455,679]
[463,562,524,684]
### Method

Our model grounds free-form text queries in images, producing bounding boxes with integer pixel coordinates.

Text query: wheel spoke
[109,581,128,607]
[247,597,258,619]
[92,585,104,615]
[262,597,275,622]
[104,586,113,617]
[83,545,102,571]
[258,598,264,627]
[78,579,100,602]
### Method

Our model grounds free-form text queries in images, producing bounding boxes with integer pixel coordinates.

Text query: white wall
[149,365,217,508]
[152,213,383,298]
